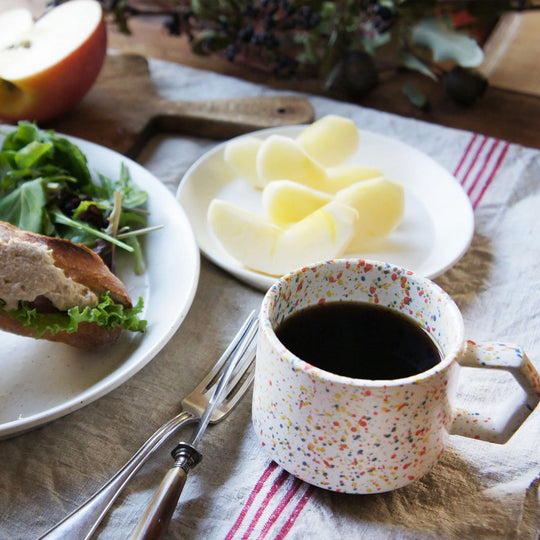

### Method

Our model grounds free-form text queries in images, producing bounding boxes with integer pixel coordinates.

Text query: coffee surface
[275,301,442,380]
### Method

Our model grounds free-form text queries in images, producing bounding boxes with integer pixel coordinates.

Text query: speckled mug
[253,259,540,494]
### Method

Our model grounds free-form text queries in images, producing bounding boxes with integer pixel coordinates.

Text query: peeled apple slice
[262,176,404,236]
[337,177,405,252]
[262,180,332,225]
[208,198,357,276]
[256,135,328,190]
[223,136,263,188]
[296,115,360,166]
[327,164,384,194]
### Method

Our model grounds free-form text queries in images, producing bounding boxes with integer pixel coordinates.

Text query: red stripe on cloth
[472,141,510,209]
[453,135,508,209]
[467,139,500,198]
[275,484,314,539]
[241,469,290,539]
[224,462,278,540]
[255,478,303,540]
[459,135,488,187]
[453,133,478,178]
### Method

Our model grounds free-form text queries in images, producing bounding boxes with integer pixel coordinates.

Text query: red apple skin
[0,13,107,123]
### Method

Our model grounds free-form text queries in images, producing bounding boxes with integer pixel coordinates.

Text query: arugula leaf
[96,164,148,208]
[125,235,145,276]
[4,293,146,338]
[51,208,135,252]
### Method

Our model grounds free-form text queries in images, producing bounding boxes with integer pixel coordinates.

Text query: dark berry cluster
[54,191,108,230]
[152,1,401,78]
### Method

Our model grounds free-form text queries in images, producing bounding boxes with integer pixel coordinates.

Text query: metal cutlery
[39,311,258,540]
[129,311,258,539]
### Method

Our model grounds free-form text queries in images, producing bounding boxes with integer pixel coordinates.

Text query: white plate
[0,131,200,439]
[177,125,473,291]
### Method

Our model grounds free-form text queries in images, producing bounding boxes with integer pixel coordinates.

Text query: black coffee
[275,301,442,380]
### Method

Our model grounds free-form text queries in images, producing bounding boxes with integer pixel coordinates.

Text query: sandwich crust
[0,221,131,307]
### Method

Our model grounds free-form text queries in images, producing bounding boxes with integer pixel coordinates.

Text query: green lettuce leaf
[4,293,146,338]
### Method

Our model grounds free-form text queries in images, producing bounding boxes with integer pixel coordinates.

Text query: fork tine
[196,310,258,394]
[211,325,258,421]
[193,314,258,434]
[219,322,257,398]
[216,362,255,421]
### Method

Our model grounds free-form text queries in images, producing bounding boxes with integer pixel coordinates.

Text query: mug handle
[450,340,540,443]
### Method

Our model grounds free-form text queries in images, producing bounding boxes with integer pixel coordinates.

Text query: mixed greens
[0,122,149,336]
[0,121,149,274]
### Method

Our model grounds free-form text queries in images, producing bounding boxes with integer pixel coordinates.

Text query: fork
[39,311,259,540]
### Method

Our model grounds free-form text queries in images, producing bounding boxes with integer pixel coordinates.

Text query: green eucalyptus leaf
[400,52,438,80]
[411,17,484,67]
[402,82,429,110]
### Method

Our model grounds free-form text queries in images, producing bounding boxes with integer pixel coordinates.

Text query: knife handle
[38,412,195,540]
[130,443,202,540]
[129,466,188,540]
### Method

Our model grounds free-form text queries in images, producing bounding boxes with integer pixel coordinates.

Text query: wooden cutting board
[48,54,315,159]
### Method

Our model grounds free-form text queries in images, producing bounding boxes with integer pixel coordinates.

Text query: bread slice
[0,221,133,349]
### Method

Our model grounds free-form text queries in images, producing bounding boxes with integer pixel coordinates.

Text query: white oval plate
[0,130,200,439]
[177,125,473,291]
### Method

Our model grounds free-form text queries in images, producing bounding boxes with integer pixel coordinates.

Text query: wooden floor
[4,1,540,149]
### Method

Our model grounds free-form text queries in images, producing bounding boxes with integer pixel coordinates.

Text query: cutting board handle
[151,95,315,139]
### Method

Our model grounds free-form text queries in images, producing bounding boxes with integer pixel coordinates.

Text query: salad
[0,121,151,274]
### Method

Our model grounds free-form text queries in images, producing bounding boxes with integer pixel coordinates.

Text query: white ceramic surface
[177,125,474,291]
[0,131,200,439]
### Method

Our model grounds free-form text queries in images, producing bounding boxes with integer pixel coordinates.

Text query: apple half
[0,0,107,123]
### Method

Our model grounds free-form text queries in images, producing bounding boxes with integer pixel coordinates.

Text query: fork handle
[130,443,202,540]
[38,412,195,540]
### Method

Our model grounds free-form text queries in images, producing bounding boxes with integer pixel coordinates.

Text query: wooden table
[103,11,540,151]
[4,1,540,150]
